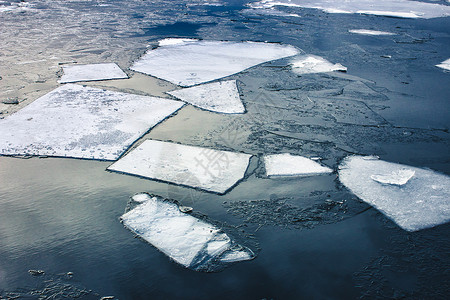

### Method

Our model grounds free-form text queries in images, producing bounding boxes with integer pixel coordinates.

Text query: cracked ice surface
[349,29,396,36]
[290,55,347,75]
[249,0,450,19]
[108,140,252,194]
[121,194,254,271]
[339,156,450,232]
[130,39,299,86]
[264,153,333,177]
[167,80,245,114]
[58,63,128,84]
[436,58,450,71]
[0,84,184,160]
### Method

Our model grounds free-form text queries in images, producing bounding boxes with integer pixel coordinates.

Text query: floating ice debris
[249,0,450,19]
[167,80,245,114]
[371,169,415,186]
[58,63,128,83]
[108,140,252,194]
[131,39,299,86]
[121,193,255,271]
[264,153,333,177]
[158,38,198,46]
[0,84,184,160]
[349,29,396,36]
[291,55,347,75]
[338,156,450,231]
[179,205,193,213]
[436,58,450,71]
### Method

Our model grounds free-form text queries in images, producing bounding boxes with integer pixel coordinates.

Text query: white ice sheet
[130,39,299,86]
[264,153,333,177]
[349,29,396,36]
[58,63,128,83]
[436,58,450,71]
[0,84,184,160]
[167,80,245,114]
[108,140,252,194]
[339,156,450,232]
[291,55,347,74]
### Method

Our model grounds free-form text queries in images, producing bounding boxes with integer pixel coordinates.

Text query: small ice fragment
[167,80,245,114]
[179,206,193,213]
[132,193,153,203]
[291,55,347,75]
[158,38,198,46]
[121,194,255,271]
[264,153,333,177]
[28,270,45,276]
[220,248,254,263]
[58,63,128,83]
[436,58,450,71]
[338,156,450,231]
[108,140,252,194]
[349,29,396,36]
[371,169,415,186]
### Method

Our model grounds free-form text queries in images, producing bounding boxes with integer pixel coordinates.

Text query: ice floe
[338,156,450,231]
[121,193,255,271]
[250,0,450,18]
[349,29,396,36]
[0,84,184,160]
[167,80,245,114]
[131,39,299,86]
[264,153,333,177]
[58,63,128,83]
[436,58,450,71]
[108,140,252,194]
[291,55,347,74]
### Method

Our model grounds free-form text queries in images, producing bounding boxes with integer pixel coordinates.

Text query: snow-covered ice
[130,39,299,86]
[249,0,450,19]
[167,80,245,114]
[264,153,333,177]
[121,193,255,271]
[291,55,347,74]
[108,140,252,194]
[339,156,450,231]
[349,29,396,36]
[0,84,184,160]
[436,58,450,71]
[58,63,128,83]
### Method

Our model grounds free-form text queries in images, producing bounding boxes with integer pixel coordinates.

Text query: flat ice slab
[436,58,450,71]
[0,84,184,160]
[58,63,128,83]
[250,0,450,19]
[108,140,252,194]
[121,193,255,271]
[130,39,299,86]
[291,55,347,74]
[349,29,395,36]
[264,153,333,177]
[167,80,245,114]
[339,156,450,231]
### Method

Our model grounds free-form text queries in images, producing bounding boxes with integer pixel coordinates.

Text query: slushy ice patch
[58,63,128,83]
[121,193,255,272]
[264,153,333,177]
[290,55,347,75]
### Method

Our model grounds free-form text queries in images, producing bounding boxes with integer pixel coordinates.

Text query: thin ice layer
[264,153,333,177]
[58,63,128,83]
[0,84,184,160]
[371,169,415,186]
[167,80,245,114]
[130,39,299,86]
[339,156,450,231]
[436,58,450,71]
[121,194,254,271]
[349,29,396,36]
[291,55,347,74]
[108,140,252,194]
[250,0,450,19]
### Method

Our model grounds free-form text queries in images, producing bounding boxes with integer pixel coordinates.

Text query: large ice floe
[264,153,333,177]
[130,38,299,86]
[121,193,255,271]
[436,58,450,71]
[58,63,128,83]
[290,55,347,75]
[167,80,245,114]
[249,0,450,19]
[349,29,396,36]
[108,140,252,194]
[339,156,450,232]
[0,84,184,160]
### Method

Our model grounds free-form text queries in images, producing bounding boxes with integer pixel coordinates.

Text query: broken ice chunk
[167,80,245,114]
[131,39,299,86]
[58,63,128,83]
[371,169,415,186]
[436,58,450,71]
[121,193,255,271]
[338,156,450,231]
[291,55,347,75]
[0,84,184,160]
[264,153,333,177]
[349,29,396,36]
[108,140,252,194]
